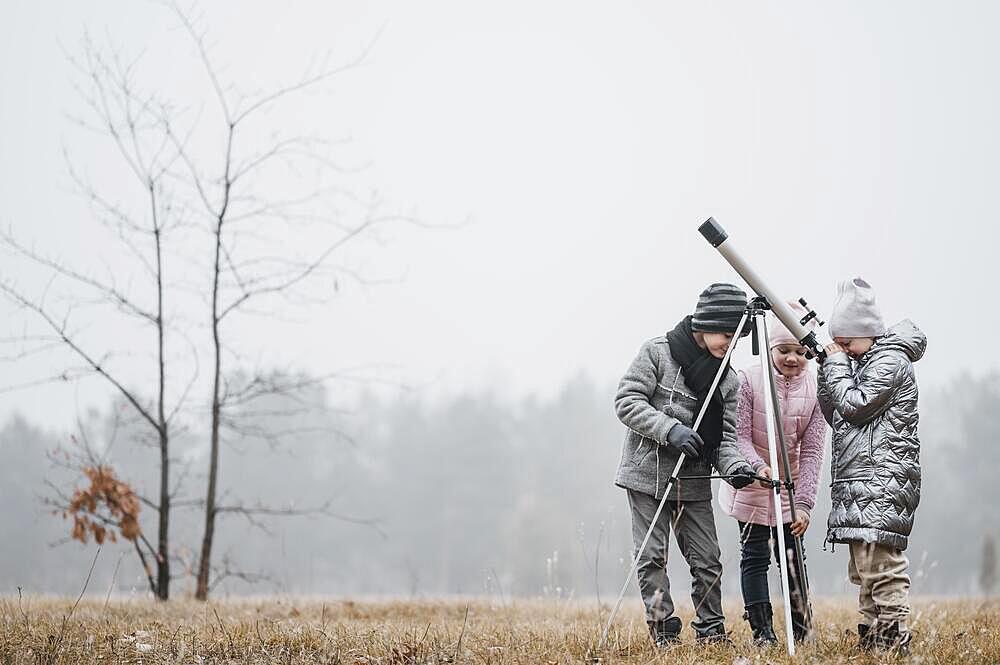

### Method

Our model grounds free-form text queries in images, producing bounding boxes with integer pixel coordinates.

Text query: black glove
[665,423,704,459]
[727,464,756,489]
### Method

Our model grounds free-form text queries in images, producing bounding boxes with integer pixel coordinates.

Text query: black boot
[875,621,912,656]
[648,616,682,647]
[695,624,732,645]
[857,623,876,651]
[744,603,778,647]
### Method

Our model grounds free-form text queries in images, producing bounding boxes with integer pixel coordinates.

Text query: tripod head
[744,297,770,357]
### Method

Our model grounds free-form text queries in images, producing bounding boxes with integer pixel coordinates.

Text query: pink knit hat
[768,301,814,349]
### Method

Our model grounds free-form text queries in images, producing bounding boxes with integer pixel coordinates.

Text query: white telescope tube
[698,218,826,359]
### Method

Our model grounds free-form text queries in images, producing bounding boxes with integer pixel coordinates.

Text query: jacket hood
[868,319,927,363]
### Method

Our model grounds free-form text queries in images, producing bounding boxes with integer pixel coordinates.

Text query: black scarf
[665,316,731,456]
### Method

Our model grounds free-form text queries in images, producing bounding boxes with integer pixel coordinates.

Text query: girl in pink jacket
[718,305,826,646]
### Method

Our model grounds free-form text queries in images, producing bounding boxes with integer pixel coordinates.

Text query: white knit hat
[829,277,886,338]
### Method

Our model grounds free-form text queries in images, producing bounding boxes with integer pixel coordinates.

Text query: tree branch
[0,281,160,431]
[0,230,159,324]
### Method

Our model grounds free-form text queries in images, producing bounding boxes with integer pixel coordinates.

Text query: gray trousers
[627,489,726,635]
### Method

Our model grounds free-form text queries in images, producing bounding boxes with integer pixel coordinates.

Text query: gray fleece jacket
[614,335,748,501]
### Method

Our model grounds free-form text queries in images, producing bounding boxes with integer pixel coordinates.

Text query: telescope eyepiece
[698,218,728,247]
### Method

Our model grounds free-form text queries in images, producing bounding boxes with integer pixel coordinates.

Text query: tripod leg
[760,313,814,639]
[600,455,685,649]
[787,536,812,641]
[756,313,796,656]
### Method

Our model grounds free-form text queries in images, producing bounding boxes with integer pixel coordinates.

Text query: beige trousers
[848,541,911,629]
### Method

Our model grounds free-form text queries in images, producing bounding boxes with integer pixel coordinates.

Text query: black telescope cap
[699,218,728,247]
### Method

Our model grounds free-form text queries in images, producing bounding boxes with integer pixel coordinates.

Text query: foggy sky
[2,0,999,428]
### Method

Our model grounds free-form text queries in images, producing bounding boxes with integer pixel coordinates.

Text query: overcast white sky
[1,1,997,430]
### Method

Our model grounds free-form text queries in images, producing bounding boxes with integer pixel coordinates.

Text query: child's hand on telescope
[790,510,810,536]
[757,466,773,489]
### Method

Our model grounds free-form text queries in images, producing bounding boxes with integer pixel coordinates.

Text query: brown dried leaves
[64,466,141,544]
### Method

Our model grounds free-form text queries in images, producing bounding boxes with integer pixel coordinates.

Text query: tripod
[745,297,813,652]
[597,297,812,656]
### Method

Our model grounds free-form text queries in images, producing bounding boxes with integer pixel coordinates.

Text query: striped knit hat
[692,283,749,335]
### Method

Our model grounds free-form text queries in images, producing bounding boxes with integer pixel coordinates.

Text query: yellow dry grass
[0,596,997,664]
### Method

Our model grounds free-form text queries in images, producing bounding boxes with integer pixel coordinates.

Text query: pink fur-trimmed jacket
[717,364,826,526]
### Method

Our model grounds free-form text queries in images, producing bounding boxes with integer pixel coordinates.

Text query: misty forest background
[2,368,997,602]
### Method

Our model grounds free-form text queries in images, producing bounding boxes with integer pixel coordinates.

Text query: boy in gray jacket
[615,283,756,646]
[817,277,926,655]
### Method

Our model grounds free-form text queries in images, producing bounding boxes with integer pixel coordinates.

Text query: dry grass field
[1,596,998,664]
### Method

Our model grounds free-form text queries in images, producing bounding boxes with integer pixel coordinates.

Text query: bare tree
[0,35,198,599]
[152,6,414,600]
[4,3,415,601]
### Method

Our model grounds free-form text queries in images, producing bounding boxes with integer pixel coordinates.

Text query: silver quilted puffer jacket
[818,319,927,550]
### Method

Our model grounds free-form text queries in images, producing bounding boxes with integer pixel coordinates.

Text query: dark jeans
[737,520,810,633]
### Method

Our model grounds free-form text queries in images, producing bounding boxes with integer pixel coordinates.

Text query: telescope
[698,217,827,360]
